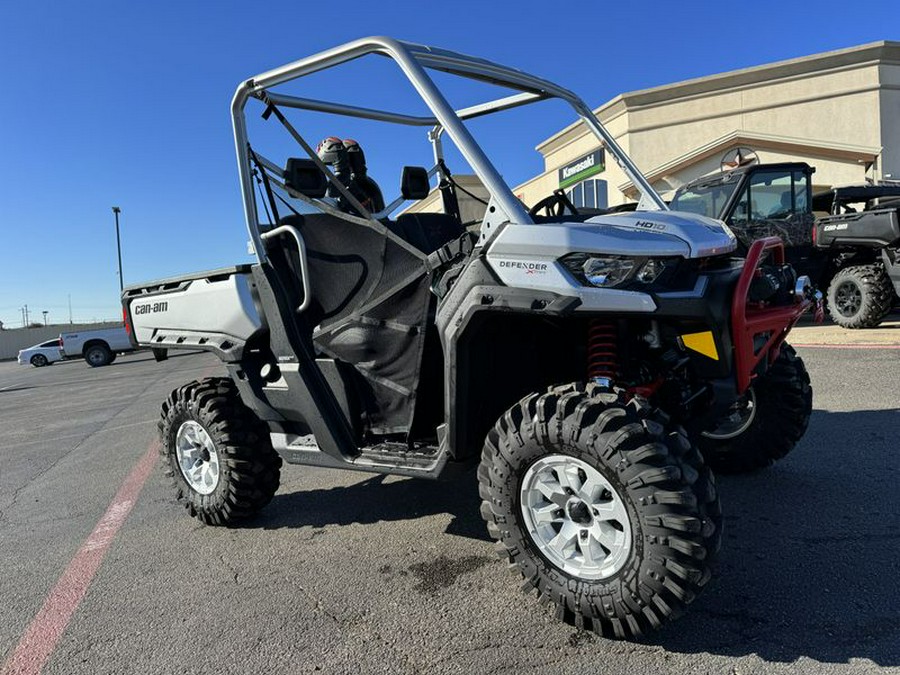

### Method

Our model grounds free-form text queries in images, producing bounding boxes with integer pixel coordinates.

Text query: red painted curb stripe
[1,442,158,675]
[792,343,900,350]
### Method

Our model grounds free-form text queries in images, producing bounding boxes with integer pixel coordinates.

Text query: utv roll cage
[231,36,668,262]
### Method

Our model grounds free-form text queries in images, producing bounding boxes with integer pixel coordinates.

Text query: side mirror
[284,158,327,198]
[401,166,430,200]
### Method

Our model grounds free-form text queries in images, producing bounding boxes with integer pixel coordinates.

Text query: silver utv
[124,37,817,639]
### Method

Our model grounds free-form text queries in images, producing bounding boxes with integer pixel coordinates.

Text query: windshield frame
[670,175,742,220]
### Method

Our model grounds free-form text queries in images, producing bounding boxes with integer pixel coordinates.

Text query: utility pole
[68,294,73,324]
[42,310,49,326]
[24,304,29,326]
[21,307,25,328]
[112,206,124,292]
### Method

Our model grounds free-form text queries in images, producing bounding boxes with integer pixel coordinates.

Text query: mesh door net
[290,212,433,436]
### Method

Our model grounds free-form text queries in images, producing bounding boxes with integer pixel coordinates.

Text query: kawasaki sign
[558,149,605,188]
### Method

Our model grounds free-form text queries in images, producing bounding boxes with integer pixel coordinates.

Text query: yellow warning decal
[680,331,719,361]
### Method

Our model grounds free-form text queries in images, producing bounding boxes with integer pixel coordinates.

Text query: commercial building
[515,41,900,209]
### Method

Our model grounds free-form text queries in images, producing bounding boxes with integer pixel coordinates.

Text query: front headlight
[635,258,666,284]
[561,253,673,288]
[583,257,634,287]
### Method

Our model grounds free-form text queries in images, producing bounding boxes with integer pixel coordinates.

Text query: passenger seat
[392,213,465,254]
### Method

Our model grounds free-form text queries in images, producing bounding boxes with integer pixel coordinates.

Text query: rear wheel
[159,377,281,525]
[699,344,811,473]
[84,343,112,367]
[479,383,721,639]
[827,264,893,328]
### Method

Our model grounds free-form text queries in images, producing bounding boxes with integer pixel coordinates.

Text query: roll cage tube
[231,36,668,266]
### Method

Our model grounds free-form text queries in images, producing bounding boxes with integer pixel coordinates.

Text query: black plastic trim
[247,264,360,462]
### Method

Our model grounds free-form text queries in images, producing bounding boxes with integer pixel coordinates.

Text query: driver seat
[386,165,465,254]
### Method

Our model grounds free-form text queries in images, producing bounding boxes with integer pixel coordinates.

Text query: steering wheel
[528,189,579,218]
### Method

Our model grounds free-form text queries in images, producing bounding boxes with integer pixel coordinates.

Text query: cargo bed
[122,265,262,360]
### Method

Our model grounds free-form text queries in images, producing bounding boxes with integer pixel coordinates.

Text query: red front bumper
[731,237,823,394]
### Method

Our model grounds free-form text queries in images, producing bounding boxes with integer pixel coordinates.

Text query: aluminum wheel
[520,455,632,580]
[175,420,220,495]
[702,388,757,440]
[834,280,862,317]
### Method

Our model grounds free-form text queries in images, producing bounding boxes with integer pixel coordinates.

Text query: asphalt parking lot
[0,345,897,675]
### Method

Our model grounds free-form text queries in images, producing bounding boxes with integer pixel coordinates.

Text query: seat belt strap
[424,231,477,272]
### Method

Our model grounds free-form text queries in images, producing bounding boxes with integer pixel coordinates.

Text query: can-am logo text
[133,301,169,315]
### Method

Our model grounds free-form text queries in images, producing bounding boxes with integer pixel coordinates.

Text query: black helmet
[316,136,348,171]
[343,138,368,176]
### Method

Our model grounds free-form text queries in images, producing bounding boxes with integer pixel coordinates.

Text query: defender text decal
[499,261,548,275]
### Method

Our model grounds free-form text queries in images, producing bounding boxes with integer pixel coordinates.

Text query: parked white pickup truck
[60,325,134,367]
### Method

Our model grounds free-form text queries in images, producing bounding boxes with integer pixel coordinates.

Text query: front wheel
[698,343,811,473]
[159,378,282,525]
[30,354,48,367]
[479,383,721,639]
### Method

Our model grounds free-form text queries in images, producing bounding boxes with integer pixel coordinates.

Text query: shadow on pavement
[250,407,899,666]
[102,350,203,366]
[253,469,489,541]
[658,407,900,666]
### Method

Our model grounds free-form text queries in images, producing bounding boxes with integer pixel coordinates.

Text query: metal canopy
[231,36,667,264]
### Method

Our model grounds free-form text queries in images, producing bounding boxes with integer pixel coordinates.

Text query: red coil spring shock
[587,319,619,382]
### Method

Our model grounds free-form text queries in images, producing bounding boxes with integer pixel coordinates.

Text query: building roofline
[537,40,900,155]
[615,131,881,196]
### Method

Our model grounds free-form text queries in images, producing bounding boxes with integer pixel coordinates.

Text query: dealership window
[565,179,608,210]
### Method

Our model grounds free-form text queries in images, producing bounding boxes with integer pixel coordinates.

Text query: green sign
[558,149,605,188]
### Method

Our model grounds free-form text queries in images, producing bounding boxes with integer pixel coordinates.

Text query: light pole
[112,206,123,292]
[42,310,49,326]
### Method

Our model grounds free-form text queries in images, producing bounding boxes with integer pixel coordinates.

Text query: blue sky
[1,1,897,329]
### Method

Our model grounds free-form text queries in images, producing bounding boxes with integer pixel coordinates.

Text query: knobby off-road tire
[827,264,893,329]
[699,344,811,473]
[479,383,721,639]
[159,377,282,525]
